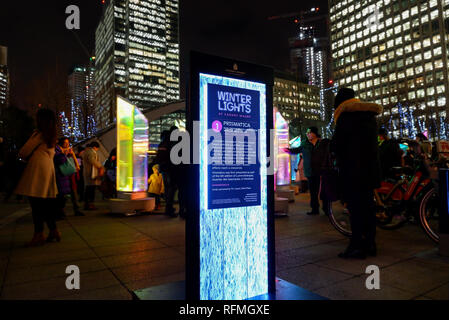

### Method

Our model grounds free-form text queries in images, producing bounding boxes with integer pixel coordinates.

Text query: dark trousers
[162,171,176,215]
[149,193,161,207]
[346,188,376,248]
[177,179,187,216]
[56,189,80,216]
[300,180,309,193]
[29,197,57,233]
[77,169,85,201]
[308,175,321,214]
[84,185,96,207]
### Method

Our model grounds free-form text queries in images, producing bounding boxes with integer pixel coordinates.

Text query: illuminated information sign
[206,83,261,209]
[188,52,275,301]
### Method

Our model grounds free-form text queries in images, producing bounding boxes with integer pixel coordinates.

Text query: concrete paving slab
[80,234,152,248]
[276,232,345,253]
[101,247,183,269]
[424,283,449,300]
[379,259,449,295]
[150,235,185,247]
[316,254,409,276]
[125,272,186,291]
[54,284,132,300]
[277,264,354,291]
[92,239,168,257]
[8,247,97,268]
[276,241,347,271]
[1,269,120,299]
[111,257,185,284]
[3,258,107,286]
[314,275,417,300]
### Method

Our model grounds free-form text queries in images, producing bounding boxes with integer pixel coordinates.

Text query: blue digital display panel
[207,83,261,210]
[199,73,268,300]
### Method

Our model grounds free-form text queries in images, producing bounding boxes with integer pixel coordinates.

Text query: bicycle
[328,158,445,243]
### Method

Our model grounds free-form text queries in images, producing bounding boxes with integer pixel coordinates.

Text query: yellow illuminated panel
[117,96,149,192]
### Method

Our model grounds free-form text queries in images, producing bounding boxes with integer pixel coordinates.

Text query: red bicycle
[328,158,443,243]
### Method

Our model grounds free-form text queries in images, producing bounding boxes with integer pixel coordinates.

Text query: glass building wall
[329,0,449,139]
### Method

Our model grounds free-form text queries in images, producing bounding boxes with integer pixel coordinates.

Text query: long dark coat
[333,98,383,197]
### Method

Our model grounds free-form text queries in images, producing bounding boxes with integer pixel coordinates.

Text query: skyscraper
[0,46,9,111]
[290,23,332,123]
[329,0,449,139]
[95,0,180,130]
[68,62,96,141]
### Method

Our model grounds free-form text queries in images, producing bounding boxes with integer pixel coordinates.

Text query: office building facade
[95,0,180,130]
[0,46,9,111]
[329,0,449,139]
[68,64,96,141]
[274,71,322,123]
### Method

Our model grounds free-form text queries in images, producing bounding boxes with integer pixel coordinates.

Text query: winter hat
[307,126,319,136]
[334,88,356,109]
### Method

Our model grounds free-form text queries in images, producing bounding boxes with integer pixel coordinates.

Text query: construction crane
[268,8,328,49]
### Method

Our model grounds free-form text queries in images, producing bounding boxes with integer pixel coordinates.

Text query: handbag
[15,143,42,180]
[59,157,77,176]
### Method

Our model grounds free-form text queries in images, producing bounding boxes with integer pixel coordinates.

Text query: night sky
[0,0,328,110]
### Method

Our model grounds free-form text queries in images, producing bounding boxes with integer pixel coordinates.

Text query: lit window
[433,47,442,56]
[431,10,438,19]
[435,59,443,69]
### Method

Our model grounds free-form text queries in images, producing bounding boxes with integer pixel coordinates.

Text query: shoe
[46,229,61,242]
[26,233,46,247]
[362,241,377,257]
[179,211,187,219]
[167,211,178,218]
[74,210,85,216]
[338,245,366,259]
[84,204,97,211]
[306,211,319,215]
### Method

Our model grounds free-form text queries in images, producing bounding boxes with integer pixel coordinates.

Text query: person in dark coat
[378,128,402,180]
[287,127,330,215]
[333,88,383,259]
[102,148,117,199]
[153,130,177,217]
[54,141,72,219]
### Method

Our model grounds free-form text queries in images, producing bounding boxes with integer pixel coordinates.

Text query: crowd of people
[291,88,440,260]
[9,108,115,246]
[7,109,190,246]
[4,89,443,253]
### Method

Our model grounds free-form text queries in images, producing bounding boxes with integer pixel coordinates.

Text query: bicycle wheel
[328,200,352,237]
[419,187,439,243]
[375,191,409,230]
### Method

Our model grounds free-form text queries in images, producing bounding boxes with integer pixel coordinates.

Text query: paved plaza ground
[0,193,448,300]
